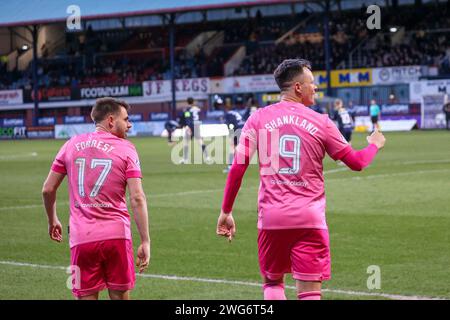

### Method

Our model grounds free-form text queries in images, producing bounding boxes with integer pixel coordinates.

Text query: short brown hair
[90,97,130,123]
[334,98,343,106]
[274,59,312,91]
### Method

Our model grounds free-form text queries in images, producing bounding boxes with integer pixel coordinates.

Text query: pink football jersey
[236,100,351,230]
[51,130,142,248]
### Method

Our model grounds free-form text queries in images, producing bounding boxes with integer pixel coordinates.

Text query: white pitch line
[402,159,450,165]
[330,168,450,182]
[147,168,347,199]
[323,167,349,174]
[0,152,38,160]
[0,204,43,211]
[0,260,445,300]
[147,168,347,198]
[1,167,449,211]
[0,260,66,271]
[0,201,70,212]
[150,189,223,198]
[0,168,346,211]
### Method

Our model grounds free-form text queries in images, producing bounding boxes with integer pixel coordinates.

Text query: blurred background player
[164,119,180,145]
[347,100,356,123]
[443,100,450,130]
[180,97,211,164]
[333,98,354,144]
[234,95,245,113]
[224,97,233,113]
[165,105,189,146]
[369,99,381,131]
[310,103,326,114]
[216,59,386,300]
[223,100,246,173]
[243,96,259,121]
[42,97,150,300]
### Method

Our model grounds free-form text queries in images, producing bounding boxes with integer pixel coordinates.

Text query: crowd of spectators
[339,2,449,73]
[223,14,297,43]
[235,3,449,74]
[1,3,449,90]
[352,31,449,72]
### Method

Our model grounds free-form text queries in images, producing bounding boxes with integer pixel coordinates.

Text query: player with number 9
[42,97,150,300]
[216,59,386,300]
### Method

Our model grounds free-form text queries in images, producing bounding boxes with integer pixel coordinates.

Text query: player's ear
[108,114,115,128]
[294,81,302,96]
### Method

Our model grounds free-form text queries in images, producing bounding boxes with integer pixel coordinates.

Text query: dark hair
[187,97,194,105]
[90,97,130,123]
[273,59,312,91]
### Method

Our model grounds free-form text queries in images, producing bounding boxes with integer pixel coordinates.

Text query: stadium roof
[0,0,298,27]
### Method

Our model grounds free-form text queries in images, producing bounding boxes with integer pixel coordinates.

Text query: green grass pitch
[0,130,449,300]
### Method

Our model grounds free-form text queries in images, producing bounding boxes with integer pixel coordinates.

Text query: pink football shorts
[70,239,135,298]
[257,228,331,282]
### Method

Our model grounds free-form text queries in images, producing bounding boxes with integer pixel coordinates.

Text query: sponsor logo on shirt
[270,179,309,187]
[74,202,113,208]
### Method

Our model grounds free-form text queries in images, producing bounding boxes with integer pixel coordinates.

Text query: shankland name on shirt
[264,115,319,135]
[75,139,115,153]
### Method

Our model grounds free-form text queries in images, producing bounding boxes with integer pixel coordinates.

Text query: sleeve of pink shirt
[340,144,378,171]
[323,116,379,170]
[51,139,70,175]
[125,144,142,179]
[323,116,352,160]
[221,112,258,213]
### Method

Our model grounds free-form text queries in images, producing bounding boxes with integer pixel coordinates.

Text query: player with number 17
[42,97,150,300]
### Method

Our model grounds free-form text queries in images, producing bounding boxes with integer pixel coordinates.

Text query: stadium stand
[1,1,449,91]
[236,3,450,74]
[0,0,449,130]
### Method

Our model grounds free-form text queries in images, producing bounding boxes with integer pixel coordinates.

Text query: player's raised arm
[42,170,65,242]
[339,128,386,171]
[127,177,150,273]
[325,114,386,171]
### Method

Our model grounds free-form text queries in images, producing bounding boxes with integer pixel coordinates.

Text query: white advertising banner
[55,122,166,138]
[0,90,23,106]
[224,74,278,93]
[354,116,417,132]
[142,78,210,102]
[127,121,165,137]
[410,79,450,103]
[164,124,229,139]
[372,66,422,85]
[211,74,278,94]
[55,124,95,139]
